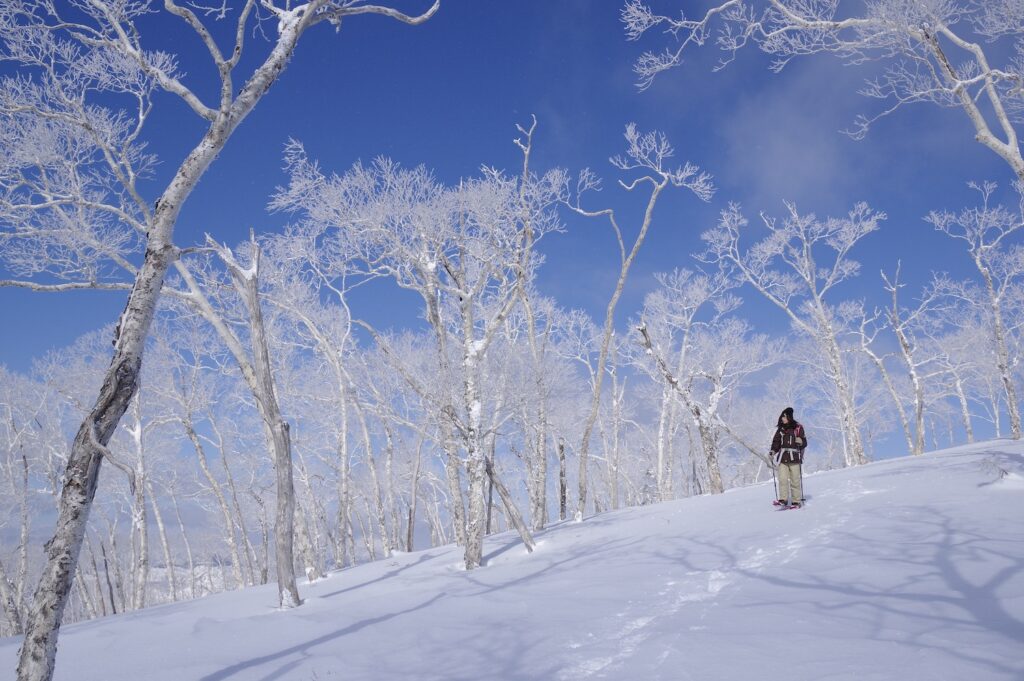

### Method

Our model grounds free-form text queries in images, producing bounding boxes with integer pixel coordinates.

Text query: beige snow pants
[778,462,803,504]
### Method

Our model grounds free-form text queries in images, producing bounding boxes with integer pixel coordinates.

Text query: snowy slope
[2,441,1023,681]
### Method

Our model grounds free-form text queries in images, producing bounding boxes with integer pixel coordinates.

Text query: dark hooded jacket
[771,407,807,464]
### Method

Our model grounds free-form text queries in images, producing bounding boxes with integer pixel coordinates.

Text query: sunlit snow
[2,441,1021,681]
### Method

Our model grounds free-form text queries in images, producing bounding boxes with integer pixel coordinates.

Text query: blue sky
[0,0,1014,373]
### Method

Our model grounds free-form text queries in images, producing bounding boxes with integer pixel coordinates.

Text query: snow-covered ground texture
[3,441,1024,681]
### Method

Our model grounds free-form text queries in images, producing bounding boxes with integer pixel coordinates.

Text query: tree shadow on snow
[663,507,1023,677]
[318,552,437,599]
[199,593,445,681]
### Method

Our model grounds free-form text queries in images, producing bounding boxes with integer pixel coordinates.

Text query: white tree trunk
[891,315,928,455]
[127,402,149,611]
[609,374,624,509]
[383,426,401,554]
[17,216,175,681]
[864,350,915,455]
[516,294,552,529]
[575,169,684,519]
[169,492,196,600]
[178,242,302,607]
[16,446,29,628]
[485,460,536,553]
[655,385,672,502]
[183,418,245,589]
[980,264,1022,438]
[336,418,354,568]
[70,574,97,623]
[441,440,467,546]
[406,438,423,552]
[557,437,568,521]
[823,325,867,466]
[352,399,391,558]
[462,337,488,569]
[207,418,257,585]
[0,558,23,635]
[953,375,975,443]
[84,538,107,617]
[146,480,177,603]
[515,121,550,531]
[16,10,323,673]
[293,448,327,581]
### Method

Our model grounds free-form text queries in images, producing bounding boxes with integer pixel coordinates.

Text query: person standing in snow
[771,407,807,508]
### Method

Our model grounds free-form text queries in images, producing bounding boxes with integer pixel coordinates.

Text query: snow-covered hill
[3,441,1023,681]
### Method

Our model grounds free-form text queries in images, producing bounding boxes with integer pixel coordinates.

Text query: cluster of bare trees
[0,0,441,679]
[2,1,1024,681]
[3,129,1022,635]
[624,0,1024,454]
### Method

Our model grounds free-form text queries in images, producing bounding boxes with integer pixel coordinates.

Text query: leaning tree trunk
[17,15,315,676]
[17,211,176,681]
[865,351,915,456]
[485,461,536,553]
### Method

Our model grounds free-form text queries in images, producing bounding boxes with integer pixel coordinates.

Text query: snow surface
[3,441,1023,681]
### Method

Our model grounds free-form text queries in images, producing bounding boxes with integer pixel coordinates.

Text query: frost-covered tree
[167,237,304,606]
[272,138,563,568]
[551,309,604,517]
[702,201,884,466]
[147,321,257,590]
[259,224,368,567]
[623,0,1024,181]
[567,124,714,519]
[636,268,737,495]
[854,266,953,455]
[0,367,49,636]
[927,302,1001,442]
[927,182,1024,438]
[501,295,582,528]
[0,1,440,678]
[637,269,779,494]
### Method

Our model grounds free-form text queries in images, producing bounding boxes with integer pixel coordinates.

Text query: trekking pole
[799,459,805,505]
[769,452,778,501]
